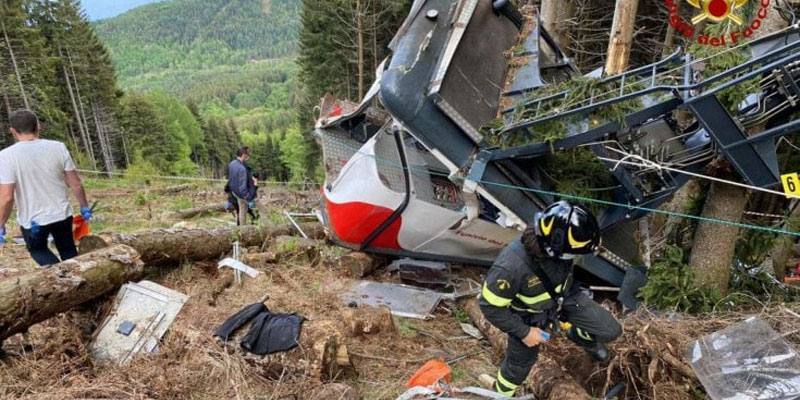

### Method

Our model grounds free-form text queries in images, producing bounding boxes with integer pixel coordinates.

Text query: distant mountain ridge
[94,0,301,82]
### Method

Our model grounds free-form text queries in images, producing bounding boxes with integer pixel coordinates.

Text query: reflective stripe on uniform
[516,292,551,305]
[496,370,518,396]
[510,305,543,314]
[495,381,515,397]
[515,284,565,305]
[482,283,512,307]
[576,327,593,341]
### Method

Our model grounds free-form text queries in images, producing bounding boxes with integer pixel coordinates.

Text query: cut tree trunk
[540,0,574,51]
[241,252,277,267]
[771,201,799,280]
[689,182,748,295]
[171,203,227,219]
[689,2,787,294]
[341,305,395,337]
[111,223,296,265]
[460,298,591,399]
[1,19,29,109]
[338,251,384,278]
[78,235,111,254]
[604,0,639,75]
[0,245,143,343]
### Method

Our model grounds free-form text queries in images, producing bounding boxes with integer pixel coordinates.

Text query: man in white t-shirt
[0,110,92,266]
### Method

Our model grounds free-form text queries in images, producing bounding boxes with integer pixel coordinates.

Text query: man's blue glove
[224,200,233,211]
[80,206,93,221]
[248,200,257,209]
[30,221,40,236]
[0,226,6,245]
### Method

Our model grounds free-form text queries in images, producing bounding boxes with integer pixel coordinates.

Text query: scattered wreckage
[315,0,800,305]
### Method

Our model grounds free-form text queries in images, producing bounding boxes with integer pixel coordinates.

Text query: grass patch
[453,307,469,324]
[396,318,417,338]
[171,197,193,211]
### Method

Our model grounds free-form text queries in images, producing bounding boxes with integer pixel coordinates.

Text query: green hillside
[94,0,300,80]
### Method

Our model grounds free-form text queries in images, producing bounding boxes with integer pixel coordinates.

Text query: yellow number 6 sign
[783,173,800,198]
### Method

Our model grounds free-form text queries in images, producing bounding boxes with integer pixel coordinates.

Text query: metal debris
[340,280,443,319]
[90,280,188,365]
[689,316,800,400]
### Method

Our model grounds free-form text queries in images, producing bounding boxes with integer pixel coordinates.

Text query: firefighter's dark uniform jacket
[479,237,622,396]
[479,237,574,336]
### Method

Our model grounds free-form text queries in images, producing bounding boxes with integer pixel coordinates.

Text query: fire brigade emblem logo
[666,0,770,46]
[687,0,748,25]
[527,276,540,288]
[497,279,510,291]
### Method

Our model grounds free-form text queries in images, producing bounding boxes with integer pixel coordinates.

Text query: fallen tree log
[112,223,295,265]
[156,183,194,195]
[241,252,277,267]
[460,298,591,400]
[78,235,110,254]
[170,203,227,219]
[0,245,143,343]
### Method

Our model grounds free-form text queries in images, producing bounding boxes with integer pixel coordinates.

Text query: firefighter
[479,200,622,397]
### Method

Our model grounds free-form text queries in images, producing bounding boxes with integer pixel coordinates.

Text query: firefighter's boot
[568,326,610,362]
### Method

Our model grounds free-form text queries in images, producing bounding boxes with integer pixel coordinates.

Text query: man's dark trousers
[21,216,78,266]
[498,292,621,389]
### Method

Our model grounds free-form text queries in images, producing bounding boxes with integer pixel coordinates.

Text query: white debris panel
[689,316,800,400]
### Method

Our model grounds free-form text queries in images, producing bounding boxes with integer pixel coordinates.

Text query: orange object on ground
[72,215,90,242]
[406,359,451,389]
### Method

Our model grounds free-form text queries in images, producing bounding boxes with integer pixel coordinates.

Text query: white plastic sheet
[689,316,800,400]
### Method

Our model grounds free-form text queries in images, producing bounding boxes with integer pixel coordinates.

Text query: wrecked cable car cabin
[315,0,800,305]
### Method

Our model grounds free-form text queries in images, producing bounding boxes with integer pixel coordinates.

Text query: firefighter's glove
[0,226,6,245]
[248,200,257,209]
[80,207,93,222]
[522,327,550,347]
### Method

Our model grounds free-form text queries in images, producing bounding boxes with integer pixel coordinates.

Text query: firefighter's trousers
[495,292,622,396]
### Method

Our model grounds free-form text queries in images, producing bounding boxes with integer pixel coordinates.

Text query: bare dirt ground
[0,178,500,399]
[2,178,800,399]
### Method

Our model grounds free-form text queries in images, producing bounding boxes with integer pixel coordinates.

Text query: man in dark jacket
[227,147,258,225]
[479,201,622,397]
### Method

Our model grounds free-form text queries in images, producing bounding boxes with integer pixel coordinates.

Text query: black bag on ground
[240,312,304,355]
[213,303,267,341]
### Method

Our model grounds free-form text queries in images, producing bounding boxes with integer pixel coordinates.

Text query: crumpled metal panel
[91,280,188,365]
[339,280,442,319]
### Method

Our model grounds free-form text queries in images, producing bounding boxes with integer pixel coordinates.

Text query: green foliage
[538,149,617,205]
[280,126,310,183]
[489,77,644,147]
[134,191,151,206]
[396,318,417,338]
[0,0,121,168]
[96,0,305,179]
[297,0,412,173]
[640,246,722,313]
[124,154,160,185]
[687,29,758,112]
[94,0,300,79]
[453,307,469,324]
